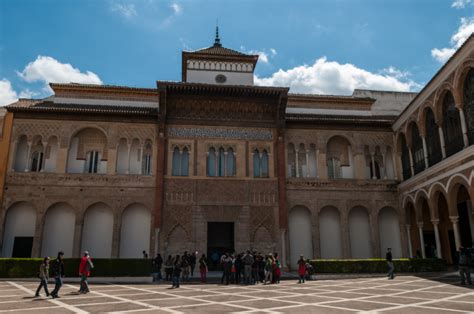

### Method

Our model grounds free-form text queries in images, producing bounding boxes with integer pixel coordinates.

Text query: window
[442,92,464,157]
[369,161,381,179]
[172,146,189,176]
[86,151,99,174]
[425,109,442,166]
[142,143,152,175]
[30,151,43,172]
[401,135,411,180]
[327,158,341,179]
[253,149,269,178]
[410,123,425,175]
[207,146,236,177]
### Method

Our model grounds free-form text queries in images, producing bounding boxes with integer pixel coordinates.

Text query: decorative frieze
[168,127,272,140]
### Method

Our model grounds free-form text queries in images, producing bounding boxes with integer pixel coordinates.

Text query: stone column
[421,137,429,169]
[450,217,462,251]
[317,149,327,179]
[8,140,17,171]
[382,151,387,179]
[280,229,287,268]
[458,108,469,148]
[432,220,442,259]
[408,148,415,177]
[341,214,351,258]
[370,213,381,258]
[72,216,83,258]
[405,224,413,258]
[418,223,426,258]
[315,149,319,178]
[31,210,45,258]
[138,146,144,175]
[370,154,376,179]
[438,127,447,159]
[111,210,121,258]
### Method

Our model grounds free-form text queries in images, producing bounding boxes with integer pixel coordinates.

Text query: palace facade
[0,32,473,269]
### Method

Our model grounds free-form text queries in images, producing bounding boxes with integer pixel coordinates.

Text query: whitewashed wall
[2,202,36,257]
[349,207,372,258]
[379,208,402,258]
[289,207,313,269]
[41,203,75,257]
[319,207,342,259]
[119,204,151,258]
[81,203,114,258]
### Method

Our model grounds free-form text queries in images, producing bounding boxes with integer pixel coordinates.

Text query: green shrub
[0,258,152,278]
[309,258,447,273]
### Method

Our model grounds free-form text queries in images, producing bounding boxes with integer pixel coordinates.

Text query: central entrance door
[207,222,234,270]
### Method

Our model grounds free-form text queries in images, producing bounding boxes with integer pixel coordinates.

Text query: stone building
[0,31,473,269]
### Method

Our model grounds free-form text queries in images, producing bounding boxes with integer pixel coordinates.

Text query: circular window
[215,74,227,83]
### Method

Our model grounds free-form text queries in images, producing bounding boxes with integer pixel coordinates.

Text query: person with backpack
[171,255,182,288]
[78,251,94,294]
[164,255,173,281]
[50,251,65,298]
[35,257,50,297]
[242,250,254,285]
[458,246,472,285]
[264,254,274,284]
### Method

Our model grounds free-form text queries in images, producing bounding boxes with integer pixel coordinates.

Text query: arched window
[218,147,225,176]
[142,143,152,175]
[86,151,100,174]
[400,134,411,180]
[326,136,352,179]
[298,144,306,177]
[181,147,189,176]
[327,157,341,179]
[369,161,381,179]
[287,143,296,177]
[226,148,235,176]
[31,151,44,172]
[463,68,474,145]
[207,147,216,177]
[253,149,261,177]
[172,147,181,176]
[410,123,424,175]
[442,92,464,157]
[261,150,269,177]
[425,108,442,166]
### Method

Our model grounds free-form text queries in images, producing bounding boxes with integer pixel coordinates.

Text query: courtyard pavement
[0,273,473,313]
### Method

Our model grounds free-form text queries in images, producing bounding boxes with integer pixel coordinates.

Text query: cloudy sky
[0,0,473,106]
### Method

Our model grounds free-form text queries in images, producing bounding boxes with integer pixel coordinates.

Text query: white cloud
[17,55,103,86]
[0,79,18,107]
[431,17,474,63]
[452,0,472,8]
[240,47,277,64]
[254,57,419,95]
[170,3,182,15]
[110,2,137,19]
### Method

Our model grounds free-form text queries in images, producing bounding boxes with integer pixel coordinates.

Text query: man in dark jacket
[386,248,394,280]
[50,251,65,298]
[152,253,163,282]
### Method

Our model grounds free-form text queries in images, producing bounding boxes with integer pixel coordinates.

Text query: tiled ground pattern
[0,274,473,313]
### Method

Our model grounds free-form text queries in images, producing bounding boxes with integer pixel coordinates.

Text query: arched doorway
[419,198,436,258]
[348,206,372,258]
[456,185,473,248]
[2,202,36,257]
[378,207,402,258]
[462,68,474,145]
[119,203,151,258]
[405,202,421,258]
[81,203,114,258]
[319,206,342,258]
[435,191,456,264]
[288,206,313,269]
[41,203,75,257]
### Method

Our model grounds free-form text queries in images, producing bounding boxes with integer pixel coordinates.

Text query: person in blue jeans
[386,248,394,280]
[35,257,50,297]
[50,251,65,298]
[171,255,182,288]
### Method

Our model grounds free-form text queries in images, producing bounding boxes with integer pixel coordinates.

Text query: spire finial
[214,20,221,47]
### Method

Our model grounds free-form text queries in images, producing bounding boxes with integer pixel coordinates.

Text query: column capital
[417,222,424,229]
[431,219,440,225]
[449,216,459,223]
[405,224,411,229]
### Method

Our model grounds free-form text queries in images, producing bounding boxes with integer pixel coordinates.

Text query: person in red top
[297,255,306,284]
[78,251,94,294]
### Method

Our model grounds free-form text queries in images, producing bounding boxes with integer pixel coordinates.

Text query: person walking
[78,251,94,294]
[35,257,50,297]
[297,255,306,284]
[235,254,243,285]
[242,250,254,285]
[274,253,281,284]
[164,255,173,281]
[189,251,197,277]
[458,246,472,285]
[264,254,273,284]
[386,248,394,280]
[199,253,208,283]
[142,250,148,259]
[171,255,182,288]
[50,251,65,298]
[181,253,190,282]
[152,253,163,282]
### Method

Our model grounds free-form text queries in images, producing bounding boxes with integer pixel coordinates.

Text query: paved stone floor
[0,274,473,313]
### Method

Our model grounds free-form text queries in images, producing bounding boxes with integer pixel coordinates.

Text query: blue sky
[1,0,473,105]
